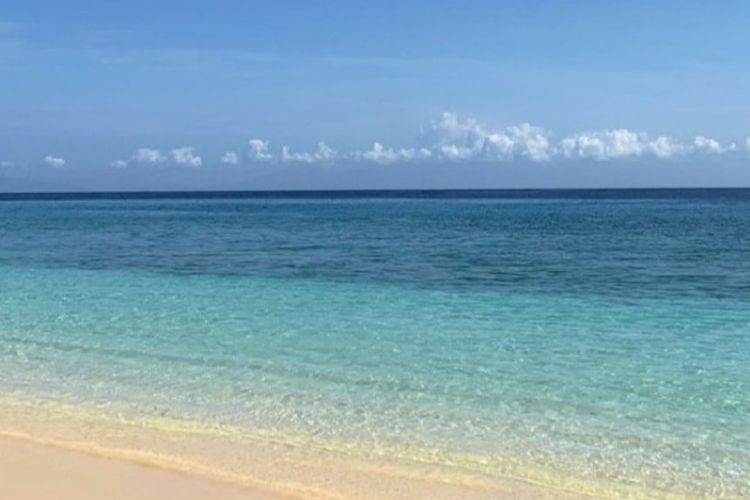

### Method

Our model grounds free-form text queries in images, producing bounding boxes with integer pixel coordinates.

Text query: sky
[1,0,750,191]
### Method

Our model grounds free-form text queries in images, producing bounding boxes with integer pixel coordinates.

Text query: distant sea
[1,189,748,498]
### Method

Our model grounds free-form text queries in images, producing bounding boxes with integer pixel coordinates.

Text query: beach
[0,436,275,500]
[0,436,591,500]
[0,397,597,500]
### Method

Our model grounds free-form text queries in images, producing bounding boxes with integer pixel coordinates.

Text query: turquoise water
[1,190,749,498]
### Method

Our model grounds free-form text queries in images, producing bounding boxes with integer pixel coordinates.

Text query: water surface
[1,189,748,498]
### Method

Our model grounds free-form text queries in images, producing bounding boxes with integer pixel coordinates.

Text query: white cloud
[400,147,432,160]
[560,129,682,160]
[693,136,721,154]
[508,123,551,161]
[649,136,683,158]
[281,142,337,163]
[98,113,745,171]
[426,112,550,161]
[132,148,166,164]
[361,142,431,163]
[429,112,509,159]
[429,112,491,159]
[44,155,65,169]
[281,146,308,163]
[171,146,202,167]
[693,136,735,154]
[111,159,127,168]
[314,142,337,161]
[221,151,239,165]
[362,143,396,162]
[248,139,273,161]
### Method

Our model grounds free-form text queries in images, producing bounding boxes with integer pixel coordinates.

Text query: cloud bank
[103,113,748,169]
[232,113,746,166]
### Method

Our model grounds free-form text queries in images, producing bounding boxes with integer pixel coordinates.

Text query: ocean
[0,189,748,498]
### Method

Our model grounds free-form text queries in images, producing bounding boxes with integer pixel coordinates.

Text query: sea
[0,189,748,498]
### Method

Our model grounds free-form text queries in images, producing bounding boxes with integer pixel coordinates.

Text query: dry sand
[0,435,280,500]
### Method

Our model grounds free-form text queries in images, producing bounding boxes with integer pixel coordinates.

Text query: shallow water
[1,190,748,498]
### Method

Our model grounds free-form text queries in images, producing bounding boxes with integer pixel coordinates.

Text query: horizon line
[2,186,750,199]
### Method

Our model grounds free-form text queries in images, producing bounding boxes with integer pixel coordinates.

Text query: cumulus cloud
[508,123,551,161]
[428,112,512,160]
[281,142,337,163]
[111,159,127,168]
[424,112,551,161]
[44,155,65,169]
[171,146,202,167]
[693,136,721,154]
[132,148,166,165]
[560,129,682,160]
[361,142,432,163]
[693,136,735,154]
[221,151,239,165]
[649,136,682,158]
[248,139,273,161]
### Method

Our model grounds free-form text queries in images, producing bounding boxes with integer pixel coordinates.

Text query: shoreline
[0,396,605,500]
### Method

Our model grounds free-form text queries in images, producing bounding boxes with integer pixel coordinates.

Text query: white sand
[0,435,280,500]
[0,398,600,500]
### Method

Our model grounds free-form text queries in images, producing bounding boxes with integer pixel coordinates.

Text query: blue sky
[1,0,750,190]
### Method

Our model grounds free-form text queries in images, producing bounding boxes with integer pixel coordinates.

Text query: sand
[0,435,280,500]
[0,397,602,500]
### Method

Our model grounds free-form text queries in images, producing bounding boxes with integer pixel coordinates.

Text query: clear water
[1,190,748,498]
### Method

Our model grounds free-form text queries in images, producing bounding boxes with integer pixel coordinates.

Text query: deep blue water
[0,189,748,498]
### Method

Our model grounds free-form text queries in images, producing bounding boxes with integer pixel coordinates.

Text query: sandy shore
[0,435,280,500]
[0,432,601,500]
[0,397,604,500]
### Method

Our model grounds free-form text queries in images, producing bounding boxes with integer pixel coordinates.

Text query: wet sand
[0,398,600,500]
